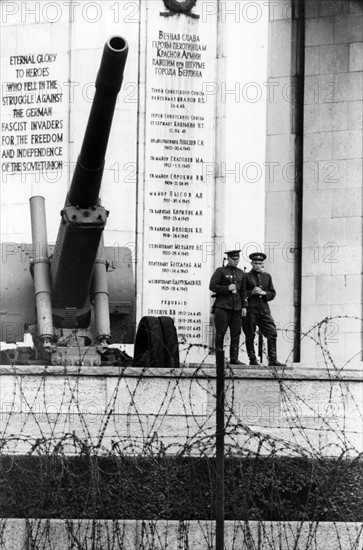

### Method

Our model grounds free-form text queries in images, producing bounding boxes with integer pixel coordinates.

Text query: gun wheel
[158,316,180,369]
[134,316,165,368]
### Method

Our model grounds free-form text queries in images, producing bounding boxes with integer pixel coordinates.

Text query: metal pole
[293,0,305,362]
[258,329,263,364]
[215,349,225,550]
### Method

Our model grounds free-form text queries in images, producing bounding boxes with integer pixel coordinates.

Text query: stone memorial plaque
[1,51,68,185]
[139,1,217,360]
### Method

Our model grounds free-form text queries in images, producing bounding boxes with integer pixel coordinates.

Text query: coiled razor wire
[0,316,362,549]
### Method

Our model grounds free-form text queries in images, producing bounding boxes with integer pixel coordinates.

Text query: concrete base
[0,519,362,550]
[0,364,362,456]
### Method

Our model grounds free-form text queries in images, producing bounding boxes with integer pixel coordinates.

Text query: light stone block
[0,412,70,454]
[26,519,68,550]
[331,245,362,276]
[321,1,350,17]
[304,132,333,162]
[16,21,53,49]
[146,414,209,444]
[315,158,362,189]
[266,133,295,168]
[301,276,317,305]
[68,413,149,452]
[331,187,362,218]
[319,43,349,73]
[2,519,363,550]
[316,275,346,305]
[66,519,136,550]
[106,376,208,416]
[0,519,27,549]
[334,14,363,44]
[1,25,17,51]
[305,46,320,75]
[267,2,292,21]
[301,305,332,332]
[268,263,295,304]
[283,380,346,419]
[316,217,346,246]
[346,274,363,304]
[339,333,362,368]
[223,379,281,426]
[345,333,363,365]
[266,77,294,136]
[349,42,363,71]
[332,129,363,160]
[70,9,117,51]
[304,104,319,134]
[265,191,295,243]
[329,310,363,335]
[334,71,363,101]
[49,20,70,49]
[304,1,319,19]
[304,74,337,104]
[269,20,293,78]
[305,17,334,47]
[299,332,324,364]
[318,101,348,131]
[301,218,318,246]
[303,160,323,190]
[347,100,363,129]
[346,217,363,245]
[273,303,295,332]
[302,189,332,219]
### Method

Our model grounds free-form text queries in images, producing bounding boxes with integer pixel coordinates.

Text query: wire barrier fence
[0,316,362,549]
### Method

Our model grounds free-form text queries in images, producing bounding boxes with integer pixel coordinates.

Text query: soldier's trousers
[214,307,241,356]
[242,311,277,340]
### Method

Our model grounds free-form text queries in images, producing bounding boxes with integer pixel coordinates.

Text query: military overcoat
[245,270,276,315]
[209,266,248,311]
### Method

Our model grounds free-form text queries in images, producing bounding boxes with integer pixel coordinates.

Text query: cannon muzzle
[68,35,128,208]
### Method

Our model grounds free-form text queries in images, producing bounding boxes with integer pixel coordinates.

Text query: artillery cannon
[0,36,179,368]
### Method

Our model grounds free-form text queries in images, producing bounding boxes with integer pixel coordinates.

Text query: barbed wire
[0,316,362,549]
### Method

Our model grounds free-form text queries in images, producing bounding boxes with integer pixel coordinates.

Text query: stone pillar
[264,0,297,364]
[265,0,362,368]
[301,0,363,367]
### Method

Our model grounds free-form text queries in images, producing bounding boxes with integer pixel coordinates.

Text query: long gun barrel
[68,36,128,208]
[50,36,128,327]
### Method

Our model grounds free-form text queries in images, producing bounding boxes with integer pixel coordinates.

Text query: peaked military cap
[225,249,241,259]
[249,252,266,261]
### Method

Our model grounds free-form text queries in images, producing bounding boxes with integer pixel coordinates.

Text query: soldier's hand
[241,307,247,318]
[229,284,237,293]
[252,287,266,296]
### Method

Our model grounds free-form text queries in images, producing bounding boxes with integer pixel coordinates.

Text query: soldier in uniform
[242,252,283,367]
[209,249,248,365]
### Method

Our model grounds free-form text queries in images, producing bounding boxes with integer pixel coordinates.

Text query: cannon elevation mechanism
[0,36,179,368]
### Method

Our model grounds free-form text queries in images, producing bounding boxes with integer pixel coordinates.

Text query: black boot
[229,358,246,365]
[229,347,246,365]
[267,339,284,367]
[245,339,260,366]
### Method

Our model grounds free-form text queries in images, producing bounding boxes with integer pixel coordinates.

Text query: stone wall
[265,0,363,367]
[1,518,362,550]
[1,365,361,456]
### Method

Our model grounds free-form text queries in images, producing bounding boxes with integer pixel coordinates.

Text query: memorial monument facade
[1,0,361,367]
[1,0,268,363]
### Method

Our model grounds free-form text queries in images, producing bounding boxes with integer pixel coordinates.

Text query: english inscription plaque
[2,52,67,180]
